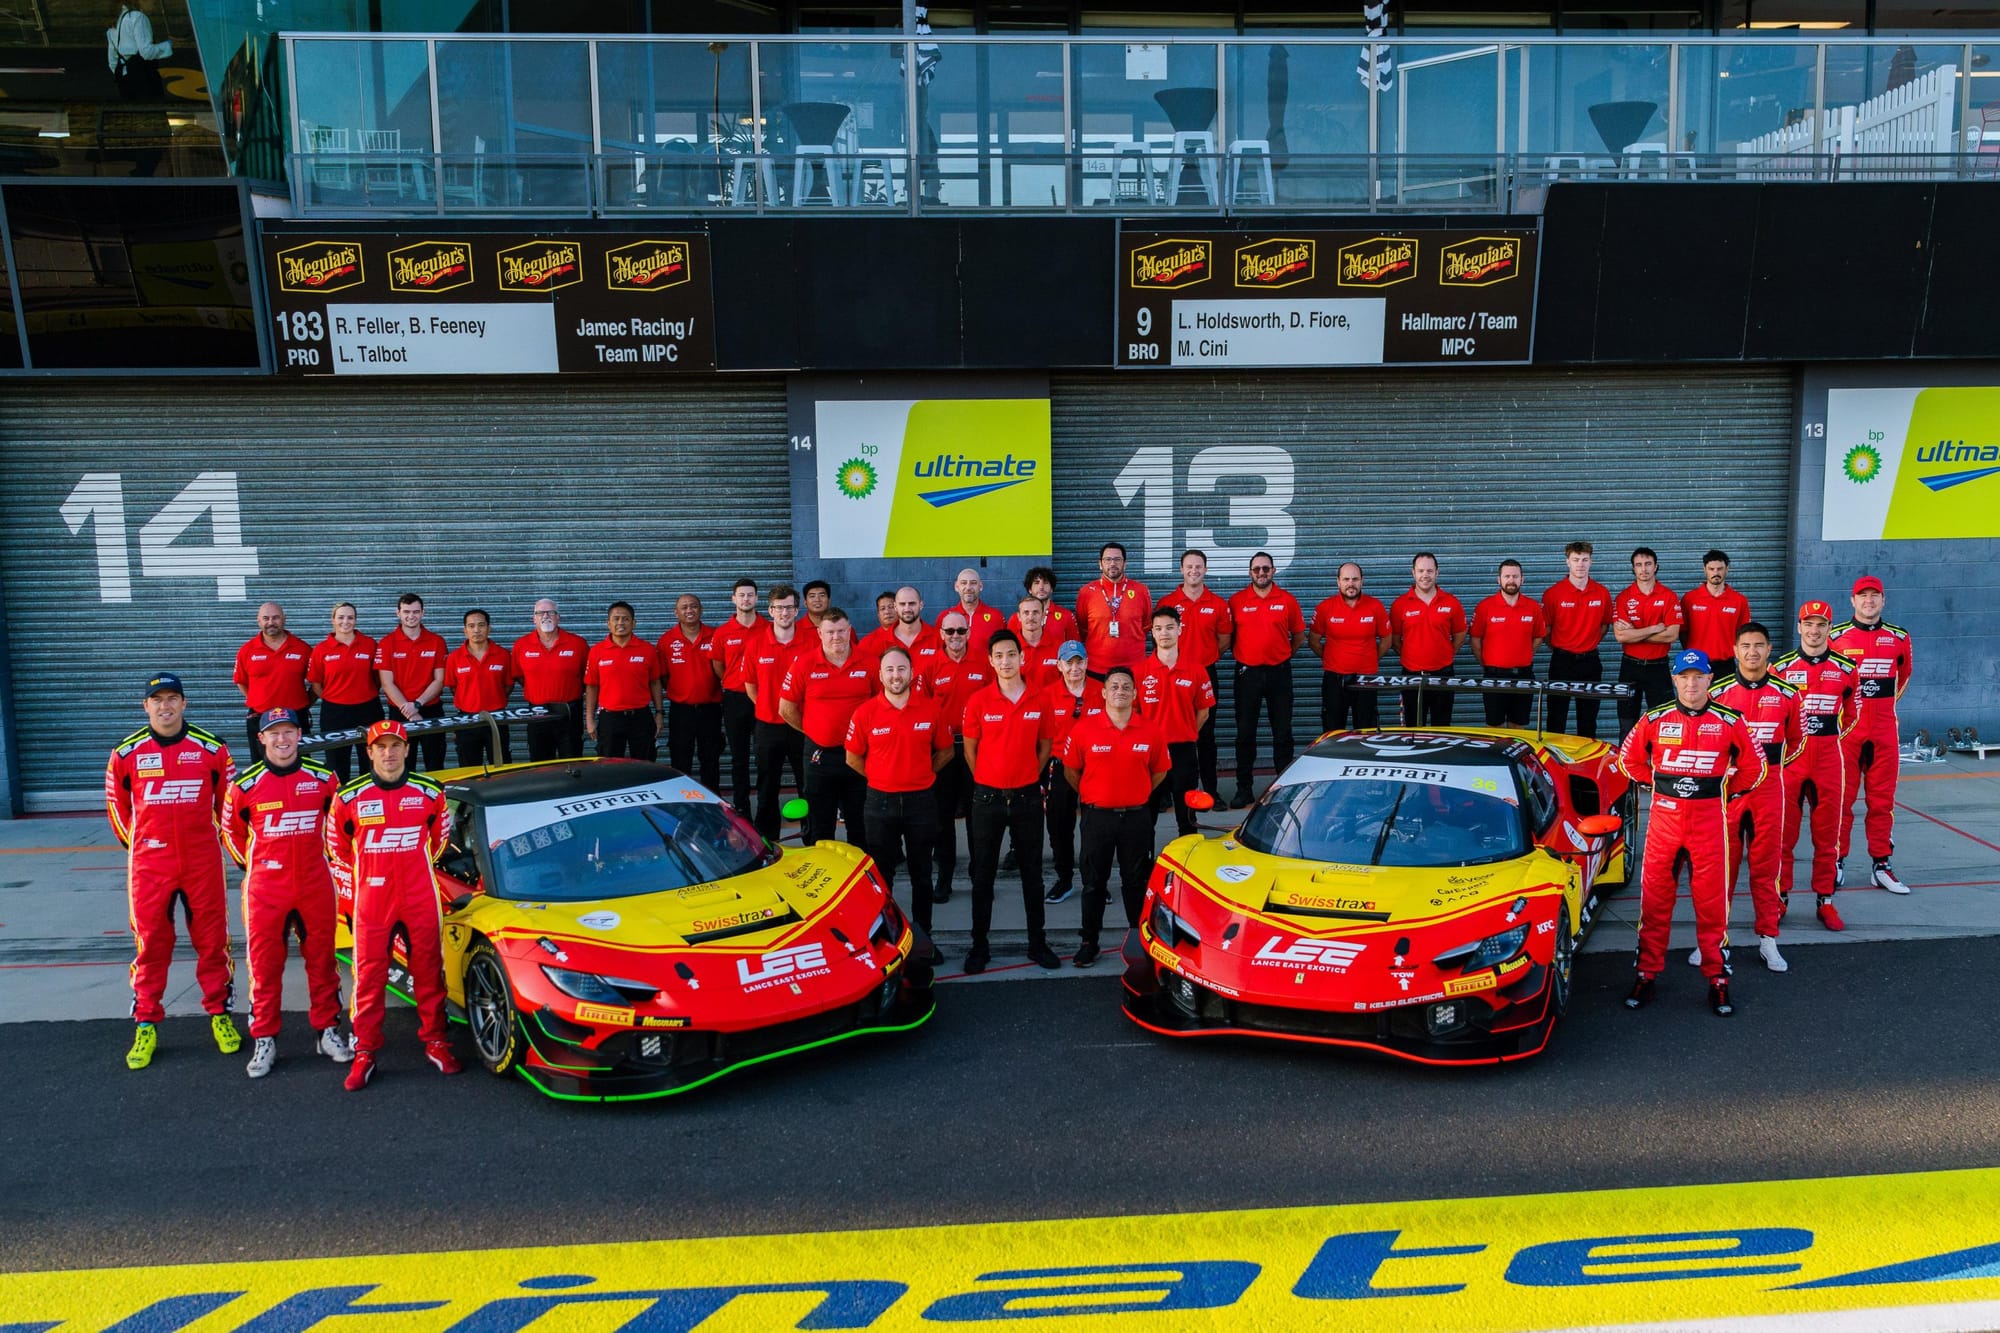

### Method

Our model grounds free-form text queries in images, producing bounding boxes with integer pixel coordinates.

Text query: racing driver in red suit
[1772,601,1861,932]
[325,718,462,1090]
[224,707,353,1078]
[1618,649,1768,1017]
[1709,623,1803,974]
[106,672,239,1070]
[1831,574,1914,896]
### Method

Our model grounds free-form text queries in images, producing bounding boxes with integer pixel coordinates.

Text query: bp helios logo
[835,456,879,499]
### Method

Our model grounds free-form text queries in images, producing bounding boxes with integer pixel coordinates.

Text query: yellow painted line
[8,1168,2000,1330]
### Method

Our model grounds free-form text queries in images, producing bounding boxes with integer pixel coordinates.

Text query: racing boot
[1709,979,1735,1017]
[425,1039,464,1075]
[246,1037,278,1079]
[125,1022,158,1071]
[317,1026,355,1063]
[211,1013,243,1054]
[344,1050,376,1091]
[1872,859,1911,895]
[1757,935,1789,973]
[1816,896,1845,931]
[1624,974,1656,1010]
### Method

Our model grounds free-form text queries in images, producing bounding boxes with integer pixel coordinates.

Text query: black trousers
[315,698,381,785]
[524,698,584,762]
[1196,664,1222,795]
[668,700,723,790]
[411,700,447,771]
[803,741,866,847]
[1080,805,1156,945]
[721,690,756,811]
[1399,668,1456,728]
[596,706,657,762]
[932,745,972,890]
[1319,671,1382,733]
[968,783,1045,949]
[1234,663,1295,792]
[752,719,806,839]
[1151,740,1201,836]
[863,787,939,933]
[1546,649,1603,740]
[1481,666,1535,727]
[456,723,513,769]
[1042,756,1079,884]
[1617,656,1674,739]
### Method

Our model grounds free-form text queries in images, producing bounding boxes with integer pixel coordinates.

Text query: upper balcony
[282,33,2000,217]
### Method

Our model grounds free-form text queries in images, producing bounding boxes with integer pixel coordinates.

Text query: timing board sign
[262,231,715,375]
[1116,228,1537,368]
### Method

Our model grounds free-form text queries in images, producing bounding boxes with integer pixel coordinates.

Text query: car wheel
[1551,901,1576,1018]
[464,941,521,1076]
[1619,786,1642,881]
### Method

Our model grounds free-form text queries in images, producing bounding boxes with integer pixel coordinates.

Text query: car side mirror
[446,891,476,913]
[1576,814,1622,838]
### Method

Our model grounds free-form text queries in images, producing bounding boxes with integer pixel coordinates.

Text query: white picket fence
[1737,63,1957,180]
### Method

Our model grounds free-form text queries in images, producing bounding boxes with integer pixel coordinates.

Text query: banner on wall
[1822,386,2000,541]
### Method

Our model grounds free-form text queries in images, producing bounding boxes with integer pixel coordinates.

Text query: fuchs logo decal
[1336,237,1417,288]
[1234,238,1315,290]
[1440,236,1520,287]
[605,240,692,292]
[1130,238,1211,290]
[276,241,364,293]
[496,240,582,292]
[387,241,474,293]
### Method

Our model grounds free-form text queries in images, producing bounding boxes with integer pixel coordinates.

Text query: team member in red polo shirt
[709,578,765,813]
[1541,541,1614,740]
[513,598,589,762]
[847,646,953,955]
[780,608,876,848]
[308,602,381,784]
[960,630,1061,974]
[1075,542,1151,676]
[1614,546,1682,740]
[936,568,1007,660]
[1063,666,1170,968]
[865,586,942,676]
[1309,562,1391,733]
[376,593,450,772]
[1682,549,1752,683]
[1472,560,1546,728]
[1040,641,1101,906]
[444,609,516,768]
[920,610,990,904]
[234,601,312,766]
[1227,551,1303,807]
[585,601,662,762]
[1013,596,1064,691]
[1014,567,1080,646]
[1158,548,1233,796]
[660,593,722,790]
[744,585,807,839]
[1389,552,1467,728]
[1138,606,1214,837]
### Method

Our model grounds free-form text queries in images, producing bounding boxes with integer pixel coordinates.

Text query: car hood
[1174,834,1555,925]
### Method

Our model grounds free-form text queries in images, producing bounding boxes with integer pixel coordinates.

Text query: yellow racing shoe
[125,1022,158,1070]
[211,1013,243,1055]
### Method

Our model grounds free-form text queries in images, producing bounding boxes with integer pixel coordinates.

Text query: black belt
[1655,774,1725,799]
[1084,802,1148,812]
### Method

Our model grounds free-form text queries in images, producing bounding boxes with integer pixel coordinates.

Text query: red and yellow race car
[1122,726,1632,1065]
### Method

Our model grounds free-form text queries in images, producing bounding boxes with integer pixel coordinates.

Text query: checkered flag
[1358,0,1395,92]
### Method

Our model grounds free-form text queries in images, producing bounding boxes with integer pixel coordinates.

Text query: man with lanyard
[513,598,588,762]
[1832,575,1915,896]
[1772,601,1862,931]
[308,602,381,784]
[960,629,1061,974]
[779,607,876,848]
[1013,597,1063,692]
[744,585,808,839]
[445,608,515,768]
[937,567,1007,661]
[1618,650,1766,1018]
[1040,641,1101,906]
[1614,547,1681,740]
[1682,550,1752,683]
[846,646,954,961]
[1309,562,1391,732]
[1063,665,1170,969]
[709,578,766,814]
[1541,541,1614,739]
[1138,606,1214,838]
[1226,551,1303,807]
[1076,542,1151,679]
[1710,622,1804,973]
[376,593,449,772]
[802,580,832,631]
[234,601,312,767]
[1158,548,1232,797]
[660,593,722,790]
[1014,566,1079,646]
[1471,559,1545,728]
[224,707,352,1078]
[585,601,662,761]
[106,673,238,1071]
[919,610,990,904]
[325,719,461,1090]
[1389,552,1467,728]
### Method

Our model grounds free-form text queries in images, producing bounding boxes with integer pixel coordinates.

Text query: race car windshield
[1238,777,1528,867]
[487,800,776,901]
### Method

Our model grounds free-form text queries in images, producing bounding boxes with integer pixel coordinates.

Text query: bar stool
[1167,130,1218,205]
[1112,142,1159,203]
[1226,139,1275,204]
[791,147,846,205]
[728,154,777,205]
[849,148,902,205]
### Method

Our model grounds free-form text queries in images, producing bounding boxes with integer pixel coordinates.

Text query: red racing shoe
[425,1039,463,1075]
[344,1051,376,1091]
[1816,897,1846,932]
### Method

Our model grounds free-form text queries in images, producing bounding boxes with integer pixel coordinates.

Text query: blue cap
[144,673,184,698]
[1671,649,1712,675]
[257,707,303,733]
[1057,639,1087,663]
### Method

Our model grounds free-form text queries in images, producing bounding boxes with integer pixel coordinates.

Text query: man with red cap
[1772,601,1861,931]
[1709,622,1803,973]
[1832,575,1914,895]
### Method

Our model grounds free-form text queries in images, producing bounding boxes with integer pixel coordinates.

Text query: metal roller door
[0,377,788,809]
[1051,366,1796,753]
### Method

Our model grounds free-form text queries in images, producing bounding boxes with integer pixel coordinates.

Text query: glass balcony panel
[1224,42,1370,207]
[1071,41,1220,207]
[436,39,592,209]
[291,38,434,208]
[1511,43,1674,162]
[1678,41,1819,162]
[596,41,754,208]
[756,41,910,205]
[1972,46,2000,175]
[1374,43,1505,207]
[924,42,1066,209]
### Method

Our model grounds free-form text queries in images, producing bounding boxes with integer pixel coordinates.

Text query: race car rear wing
[1351,674,1636,739]
[297,702,571,761]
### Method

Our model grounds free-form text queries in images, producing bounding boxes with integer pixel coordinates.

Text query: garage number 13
[1113,444,1298,577]
[60,471,261,603]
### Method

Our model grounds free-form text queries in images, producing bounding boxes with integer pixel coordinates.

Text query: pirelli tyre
[464,941,523,1077]
[1551,902,1576,1019]
[1619,785,1643,882]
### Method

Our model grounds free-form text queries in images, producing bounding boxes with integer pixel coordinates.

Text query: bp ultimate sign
[1116,229,1537,368]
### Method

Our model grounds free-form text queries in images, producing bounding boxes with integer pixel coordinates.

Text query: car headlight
[871,898,908,947]
[1431,925,1528,972]
[540,966,660,1005]
[1149,900,1203,949]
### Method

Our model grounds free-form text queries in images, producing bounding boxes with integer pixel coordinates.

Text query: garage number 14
[60,471,260,603]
